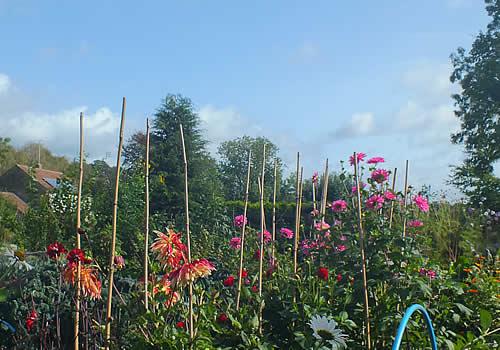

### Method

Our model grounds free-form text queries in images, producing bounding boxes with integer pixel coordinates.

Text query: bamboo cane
[402,160,409,238]
[320,159,329,217]
[144,118,150,311]
[388,167,398,229]
[74,112,84,350]
[298,167,304,238]
[179,124,194,343]
[353,152,372,350]
[105,97,126,348]
[312,174,317,227]
[293,152,300,275]
[271,159,277,260]
[258,144,266,335]
[236,150,252,311]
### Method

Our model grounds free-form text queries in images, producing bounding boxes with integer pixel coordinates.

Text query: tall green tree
[124,94,223,230]
[450,0,500,208]
[217,136,283,202]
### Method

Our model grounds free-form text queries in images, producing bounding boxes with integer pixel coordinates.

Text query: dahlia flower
[280,227,294,239]
[312,171,319,184]
[46,242,67,260]
[317,267,329,281]
[151,229,186,271]
[63,263,102,300]
[408,219,424,228]
[366,195,385,210]
[413,195,429,212]
[367,157,385,164]
[223,275,235,287]
[309,315,348,349]
[331,200,347,213]
[314,221,331,231]
[229,237,241,249]
[371,169,389,183]
[349,152,366,166]
[384,190,396,200]
[168,258,215,287]
[234,215,247,228]
[25,309,38,332]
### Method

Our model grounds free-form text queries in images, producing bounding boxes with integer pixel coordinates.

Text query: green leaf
[0,287,8,302]
[454,303,472,317]
[479,309,492,331]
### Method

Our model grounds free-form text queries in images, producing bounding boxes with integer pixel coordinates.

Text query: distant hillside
[0,137,70,175]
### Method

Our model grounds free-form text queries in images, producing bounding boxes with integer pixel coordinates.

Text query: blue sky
[0,0,491,195]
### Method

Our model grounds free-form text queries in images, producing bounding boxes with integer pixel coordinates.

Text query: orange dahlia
[151,229,186,271]
[168,258,215,287]
[63,263,102,300]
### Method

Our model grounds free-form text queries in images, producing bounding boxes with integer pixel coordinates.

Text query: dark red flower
[223,275,235,287]
[46,242,67,260]
[67,248,85,264]
[240,269,248,279]
[336,273,342,282]
[317,267,329,281]
[217,313,229,323]
[25,309,38,332]
[114,255,125,270]
[253,249,261,260]
[251,285,258,293]
[176,321,185,329]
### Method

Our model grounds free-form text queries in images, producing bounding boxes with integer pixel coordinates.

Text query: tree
[124,94,223,230]
[217,136,283,202]
[450,0,500,208]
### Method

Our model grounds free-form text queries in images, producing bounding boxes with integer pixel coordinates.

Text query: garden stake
[105,97,126,348]
[271,159,277,260]
[293,152,300,275]
[258,143,266,335]
[312,173,317,227]
[180,124,194,344]
[298,166,304,242]
[402,160,409,237]
[144,118,150,311]
[389,167,397,229]
[353,152,372,350]
[320,159,329,217]
[74,112,84,350]
[236,150,252,311]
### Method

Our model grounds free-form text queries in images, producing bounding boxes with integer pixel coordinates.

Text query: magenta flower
[351,182,366,194]
[331,200,348,213]
[339,234,347,241]
[413,195,429,212]
[336,244,347,252]
[408,219,424,228]
[229,237,241,249]
[258,230,272,244]
[314,221,331,231]
[280,227,294,239]
[349,152,366,166]
[367,157,385,164]
[371,169,389,183]
[419,268,436,279]
[312,171,319,184]
[234,215,247,228]
[384,190,396,200]
[366,194,385,210]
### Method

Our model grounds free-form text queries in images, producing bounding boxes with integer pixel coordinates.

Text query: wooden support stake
[74,112,84,350]
[258,144,266,335]
[402,160,409,237]
[179,124,194,343]
[388,167,397,229]
[271,159,277,260]
[144,118,151,310]
[105,97,126,348]
[353,152,372,350]
[320,159,329,217]
[293,152,300,275]
[236,150,252,311]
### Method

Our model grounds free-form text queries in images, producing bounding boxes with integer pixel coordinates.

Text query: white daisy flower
[309,315,348,349]
[0,244,33,271]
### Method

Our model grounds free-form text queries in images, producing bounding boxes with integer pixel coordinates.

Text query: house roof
[16,164,63,190]
[0,191,28,214]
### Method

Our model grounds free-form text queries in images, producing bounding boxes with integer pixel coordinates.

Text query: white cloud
[0,73,121,161]
[331,112,376,138]
[199,105,263,154]
[0,73,11,95]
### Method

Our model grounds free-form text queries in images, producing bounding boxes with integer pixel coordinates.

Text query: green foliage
[450,0,500,208]
[0,197,21,243]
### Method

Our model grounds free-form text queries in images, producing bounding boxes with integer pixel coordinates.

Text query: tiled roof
[16,164,62,189]
[0,191,28,214]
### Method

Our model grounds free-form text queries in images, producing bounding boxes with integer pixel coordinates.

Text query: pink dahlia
[331,199,348,213]
[349,152,366,166]
[408,219,424,228]
[314,221,331,231]
[384,190,396,200]
[279,227,294,239]
[258,230,272,244]
[371,169,389,183]
[413,195,429,212]
[336,244,347,252]
[229,237,241,249]
[366,194,385,210]
[367,157,385,164]
[234,215,247,228]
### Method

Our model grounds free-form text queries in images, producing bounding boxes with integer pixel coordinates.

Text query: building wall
[0,167,45,202]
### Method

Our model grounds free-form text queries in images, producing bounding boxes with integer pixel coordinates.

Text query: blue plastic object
[0,319,16,333]
[392,304,438,350]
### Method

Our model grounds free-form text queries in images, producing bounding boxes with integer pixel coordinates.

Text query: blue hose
[0,319,16,333]
[392,304,438,350]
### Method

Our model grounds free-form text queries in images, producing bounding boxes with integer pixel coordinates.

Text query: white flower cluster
[48,189,93,224]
